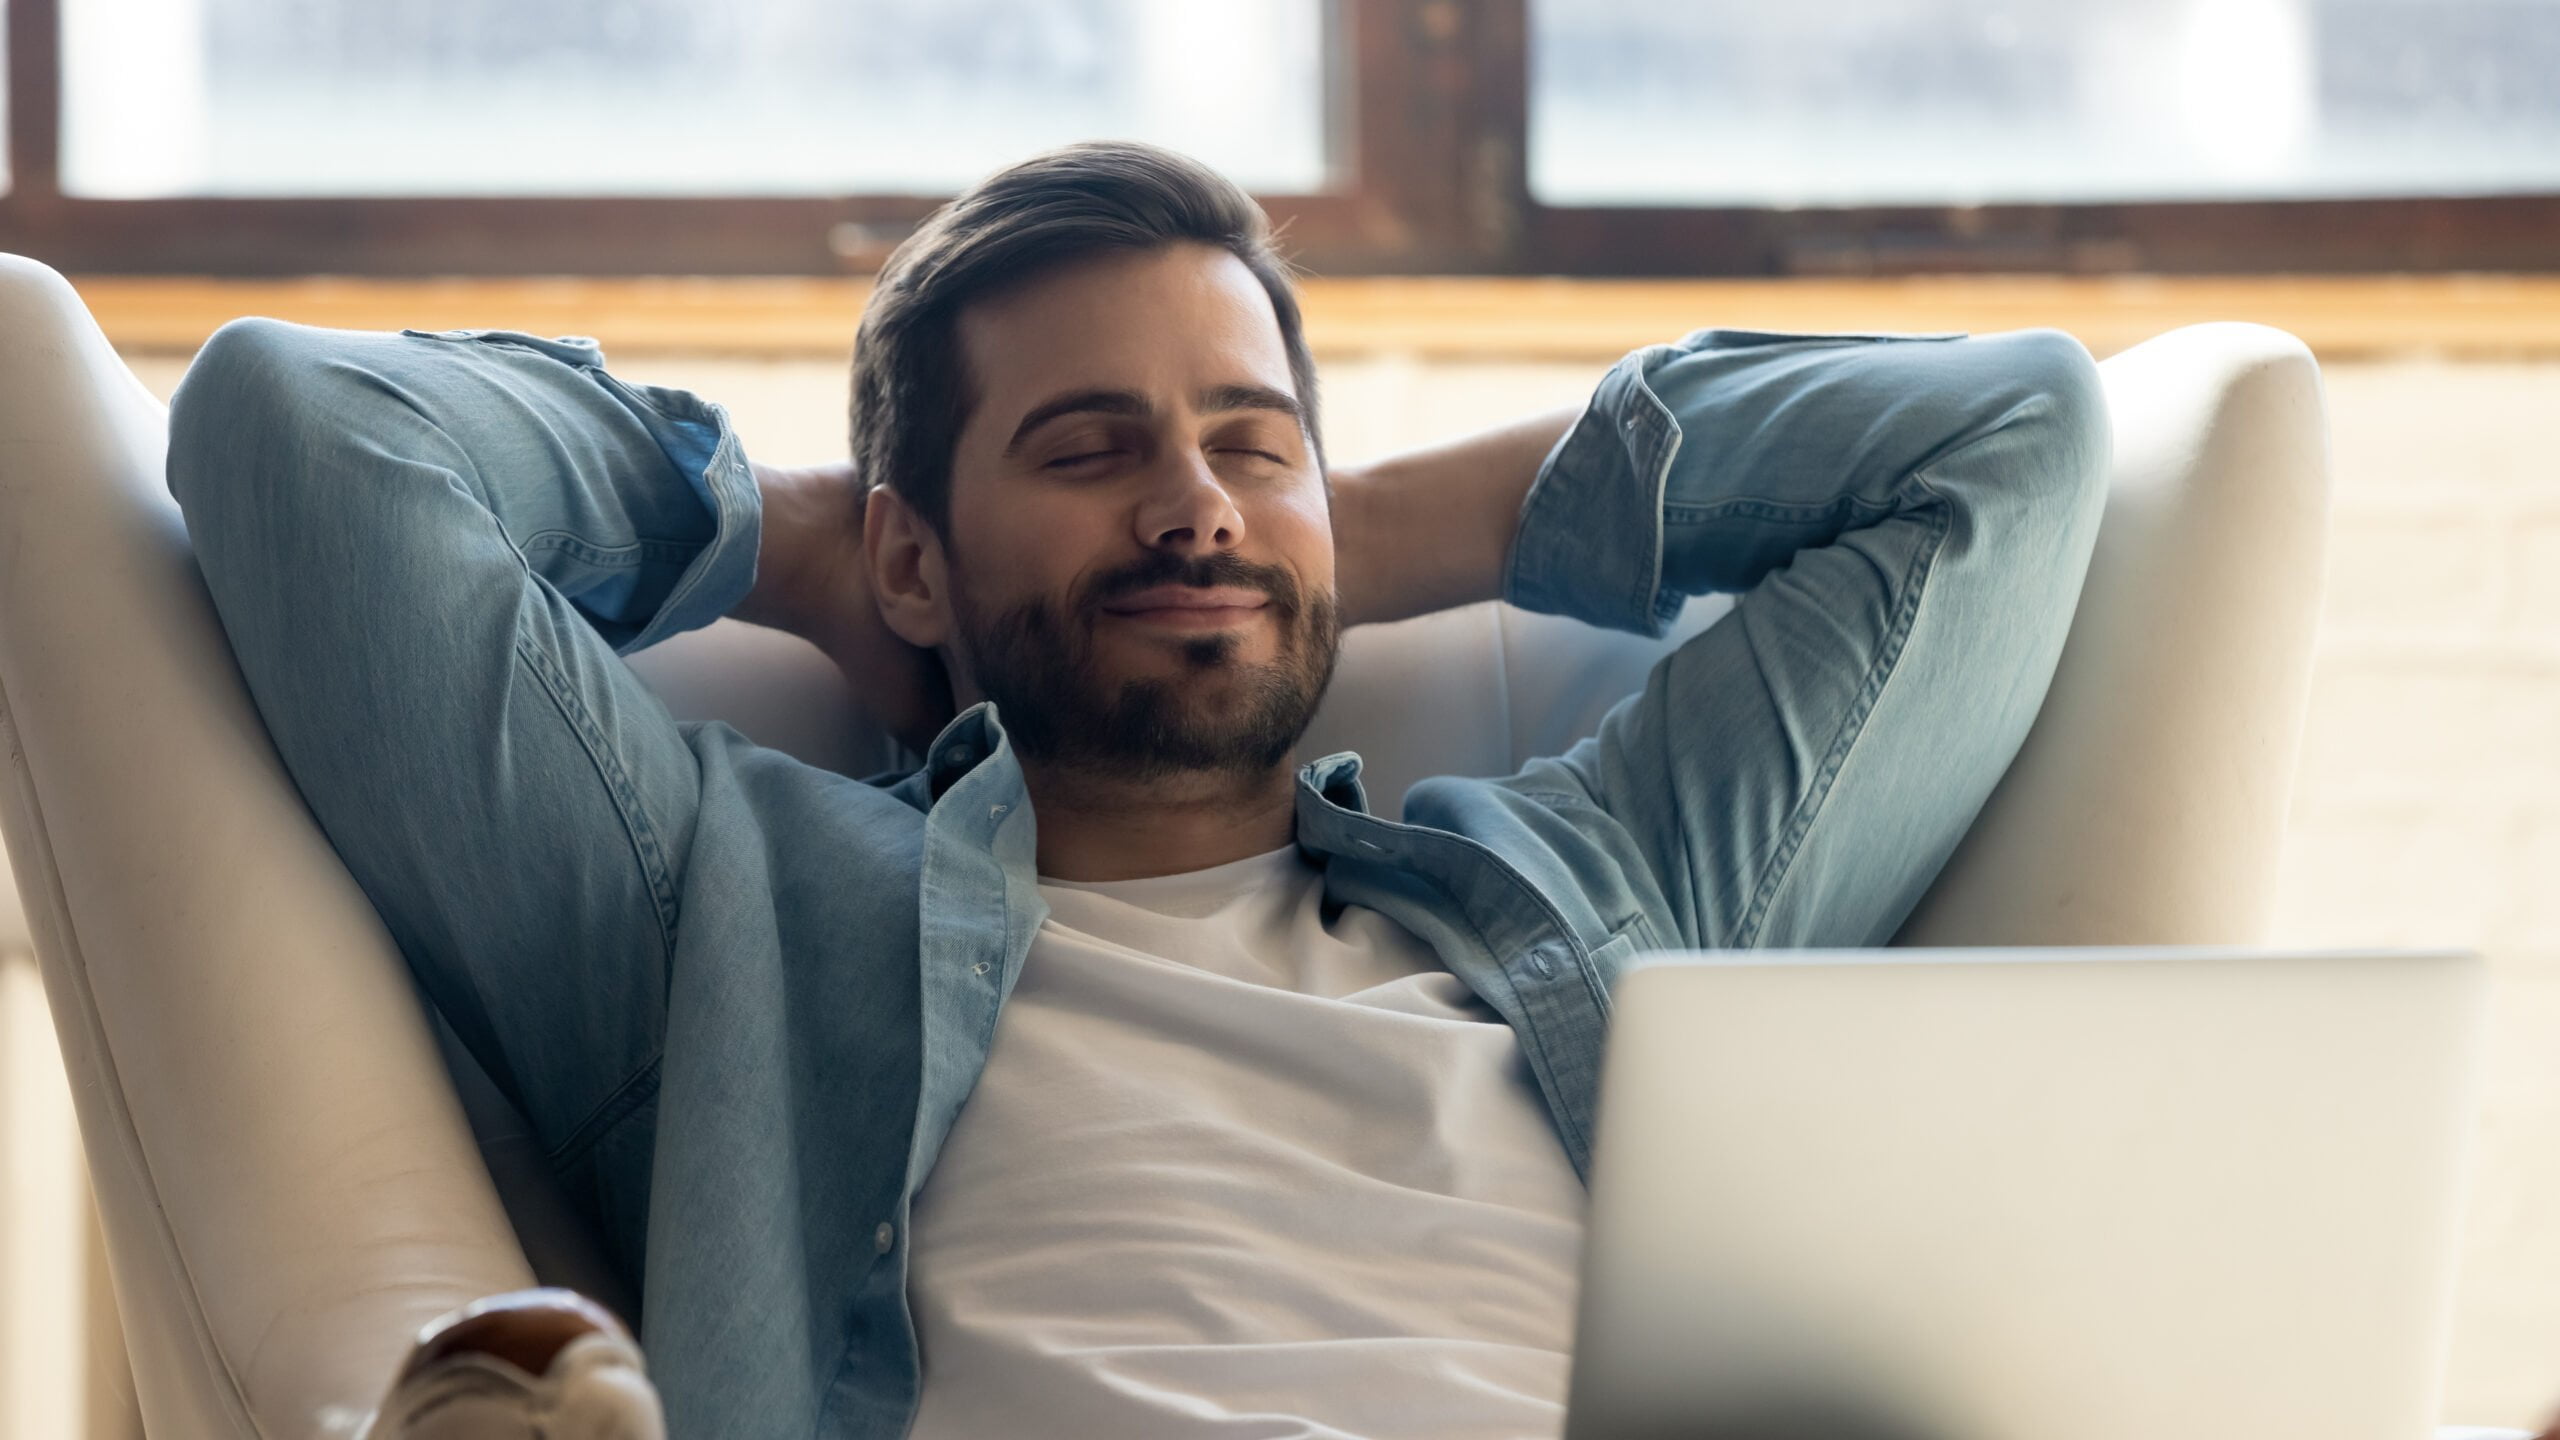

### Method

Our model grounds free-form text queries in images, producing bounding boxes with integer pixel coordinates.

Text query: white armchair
[3,251,2440,1437]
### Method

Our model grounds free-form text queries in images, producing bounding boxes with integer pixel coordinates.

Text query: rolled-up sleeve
[1505,328,1979,639]
[388,326,763,654]
[1502,343,1683,638]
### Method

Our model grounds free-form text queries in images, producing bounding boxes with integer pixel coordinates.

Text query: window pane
[1532,0,2560,205]
[62,0,1328,197]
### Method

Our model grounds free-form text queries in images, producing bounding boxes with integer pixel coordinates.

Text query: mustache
[1078,550,1305,615]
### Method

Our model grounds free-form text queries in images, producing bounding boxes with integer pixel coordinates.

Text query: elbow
[171,316,311,431]
[166,318,394,589]
[166,317,333,512]
[1983,327,2113,551]
[2030,329,2113,506]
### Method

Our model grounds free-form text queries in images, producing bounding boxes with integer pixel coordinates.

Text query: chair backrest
[0,248,2330,1439]
[629,316,2335,947]
[0,257,536,1439]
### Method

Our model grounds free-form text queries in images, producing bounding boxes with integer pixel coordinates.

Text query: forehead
[953,243,1298,424]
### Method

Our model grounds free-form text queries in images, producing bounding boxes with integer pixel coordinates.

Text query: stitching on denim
[1363,824,1606,1167]
[1662,494,1898,526]
[1584,932,1641,1019]
[1509,789,1603,810]
[1433,875,1599,1167]
[1489,785,1657,984]
[1638,481,1904,937]
[967,862,1025,1070]
[546,1052,664,1169]
[1513,351,1678,634]
[1626,394,1677,627]
[1576,926,1620,1022]
[814,1277,923,1440]
[594,369,711,428]
[511,634,684,952]
[1730,477,1953,949]
[520,531,703,567]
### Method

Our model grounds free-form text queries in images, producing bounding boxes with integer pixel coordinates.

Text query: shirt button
[946,745,974,767]
[971,961,991,976]
[874,1221,896,1254]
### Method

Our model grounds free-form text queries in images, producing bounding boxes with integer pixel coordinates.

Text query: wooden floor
[69,272,2560,362]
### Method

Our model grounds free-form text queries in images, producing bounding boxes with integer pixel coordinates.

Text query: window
[61,0,1329,197]
[1531,0,2560,206]
[2,0,2554,276]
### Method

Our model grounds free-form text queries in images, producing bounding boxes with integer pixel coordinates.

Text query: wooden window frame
[6,0,2556,278]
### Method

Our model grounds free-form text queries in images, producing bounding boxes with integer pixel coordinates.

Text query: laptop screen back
[1565,949,2487,1440]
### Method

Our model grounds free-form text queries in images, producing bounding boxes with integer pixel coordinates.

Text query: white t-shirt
[903,844,1588,1440]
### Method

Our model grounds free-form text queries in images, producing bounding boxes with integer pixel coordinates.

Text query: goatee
[952,548,1340,781]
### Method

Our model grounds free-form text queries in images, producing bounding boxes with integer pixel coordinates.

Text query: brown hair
[848,141,1322,535]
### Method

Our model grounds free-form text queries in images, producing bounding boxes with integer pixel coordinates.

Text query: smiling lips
[1099,584,1273,631]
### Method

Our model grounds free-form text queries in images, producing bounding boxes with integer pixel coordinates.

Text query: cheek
[1263,484,1338,593]
[952,489,1119,607]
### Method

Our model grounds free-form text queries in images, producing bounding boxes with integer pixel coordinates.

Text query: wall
[101,340,2560,1431]
[2290,360,2560,1427]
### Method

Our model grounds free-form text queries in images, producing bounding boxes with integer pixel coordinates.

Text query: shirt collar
[1295,750,1371,815]
[923,702,1006,802]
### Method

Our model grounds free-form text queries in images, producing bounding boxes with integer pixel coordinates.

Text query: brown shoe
[366,1288,662,1440]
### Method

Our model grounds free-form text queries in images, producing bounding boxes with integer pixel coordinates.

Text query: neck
[1024,759,1300,882]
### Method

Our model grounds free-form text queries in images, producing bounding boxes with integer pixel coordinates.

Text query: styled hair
[847,140,1322,534]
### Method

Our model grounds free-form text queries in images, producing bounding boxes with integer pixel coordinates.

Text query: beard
[949,548,1341,782]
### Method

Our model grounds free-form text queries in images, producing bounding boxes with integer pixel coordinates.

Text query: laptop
[1563,948,2492,1440]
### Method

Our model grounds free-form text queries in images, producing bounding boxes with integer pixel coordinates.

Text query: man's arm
[168,321,745,1202]
[733,460,954,750]
[1328,406,1579,629]
[1390,327,2113,955]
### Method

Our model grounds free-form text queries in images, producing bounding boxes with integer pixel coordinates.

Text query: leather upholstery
[0,255,535,1440]
[0,253,2334,1438]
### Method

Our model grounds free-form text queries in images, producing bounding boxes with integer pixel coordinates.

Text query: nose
[1135,446,1244,556]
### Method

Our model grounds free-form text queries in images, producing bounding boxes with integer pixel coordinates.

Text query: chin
[1100,614,1265,658]
[957,580,1338,777]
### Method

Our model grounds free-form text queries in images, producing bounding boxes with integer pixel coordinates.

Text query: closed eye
[1045,450,1123,469]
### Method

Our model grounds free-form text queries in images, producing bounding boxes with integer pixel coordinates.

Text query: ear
[864,483,953,650]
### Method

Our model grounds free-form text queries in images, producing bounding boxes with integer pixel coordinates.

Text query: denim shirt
[167,317,2105,1440]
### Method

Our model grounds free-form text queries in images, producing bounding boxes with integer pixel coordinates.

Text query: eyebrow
[1002,383,1306,458]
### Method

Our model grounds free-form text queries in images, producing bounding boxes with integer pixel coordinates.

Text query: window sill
[74,273,2560,363]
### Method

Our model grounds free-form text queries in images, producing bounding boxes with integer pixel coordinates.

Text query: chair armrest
[1898,323,2331,945]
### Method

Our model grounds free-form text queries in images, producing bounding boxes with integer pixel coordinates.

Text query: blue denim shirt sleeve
[1503,343,1685,637]
[1506,328,1974,637]
[399,327,762,654]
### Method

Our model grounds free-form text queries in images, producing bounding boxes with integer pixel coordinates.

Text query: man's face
[934,241,1338,779]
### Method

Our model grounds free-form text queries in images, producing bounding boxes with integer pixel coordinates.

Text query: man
[168,141,2110,1438]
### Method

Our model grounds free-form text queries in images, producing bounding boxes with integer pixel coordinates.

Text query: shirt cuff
[1503,345,1686,638]
[616,388,762,655]
[398,328,765,656]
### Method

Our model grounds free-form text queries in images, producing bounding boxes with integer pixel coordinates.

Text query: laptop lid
[1564,948,2488,1440]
